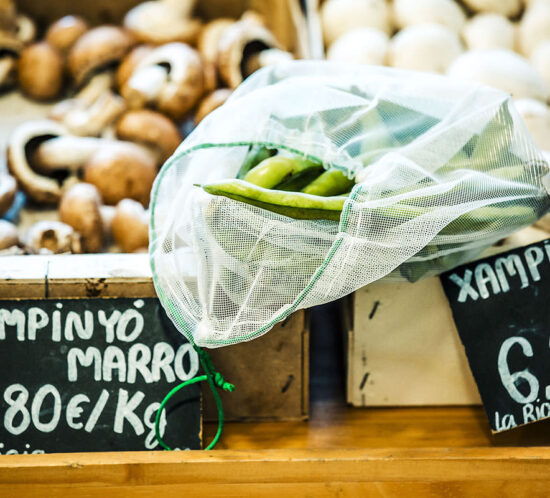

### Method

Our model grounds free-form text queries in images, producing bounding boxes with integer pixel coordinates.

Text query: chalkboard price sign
[441,238,550,432]
[0,298,201,453]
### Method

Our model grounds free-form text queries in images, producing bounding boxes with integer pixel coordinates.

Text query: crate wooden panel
[0,253,309,422]
[347,226,550,407]
[2,403,550,496]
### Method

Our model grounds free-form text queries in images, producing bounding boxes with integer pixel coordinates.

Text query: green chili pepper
[302,169,355,196]
[201,179,347,221]
[244,156,323,189]
[236,146,276,179]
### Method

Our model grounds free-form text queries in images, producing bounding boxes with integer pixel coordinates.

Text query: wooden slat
[0,254,155,299]
[1,446,550,498]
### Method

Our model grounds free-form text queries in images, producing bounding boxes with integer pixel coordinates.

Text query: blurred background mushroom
[119,42,204,120]
[123,0,202,45]
[111,198,149,253]
[24,220,82,254]
[0,172,16,216]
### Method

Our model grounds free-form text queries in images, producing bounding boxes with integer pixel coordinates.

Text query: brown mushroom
[7,120,76,204]
[123,0,202,45]
[197,18,234,65]
[217,20,282,89]
[17,41,64,100]
[83,141,157,206]
[45,16,88,54]
[24,220,82,254]
[68,26,135,86]
[112,198,149,253]
[59,182,105,253]
[194,88,232,124]
[50,72,126,136]
[116,44,153,90]
[0,219,18,250]
[120,42,204,120]
[116,109,181,162]
[0,173,16,216]
[0,21,22,90]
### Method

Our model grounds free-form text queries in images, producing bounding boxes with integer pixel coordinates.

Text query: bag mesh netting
[150,61,550,347]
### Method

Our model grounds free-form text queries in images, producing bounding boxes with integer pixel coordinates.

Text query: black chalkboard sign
[441,238,550,432]
[0,298,201,453]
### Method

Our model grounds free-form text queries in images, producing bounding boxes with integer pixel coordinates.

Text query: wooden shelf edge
[1,447,550,487]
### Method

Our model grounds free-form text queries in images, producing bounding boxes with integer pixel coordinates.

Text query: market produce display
[323,0,550,153]
[0,0,293,255]
[150,61,550,347]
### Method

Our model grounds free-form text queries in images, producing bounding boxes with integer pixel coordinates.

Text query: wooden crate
[0,253,309,422]
[346,226,550,407]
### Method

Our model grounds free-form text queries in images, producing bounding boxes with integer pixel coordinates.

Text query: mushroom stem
[127,65,168,103]
[0,56,16,86]
[76,72,114,105]
[33,136,113,171]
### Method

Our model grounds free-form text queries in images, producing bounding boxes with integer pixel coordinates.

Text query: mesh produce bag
[150,61,550,347]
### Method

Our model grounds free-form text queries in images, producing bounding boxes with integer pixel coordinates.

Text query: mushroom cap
[447,49,550,101]
[68,26,135,86]
[112,198,149,253]
[194,88,232,124]
[116,109,181,162]
[531,40,550,89]
[0,0,17,32]
[25,220,82,254]
[463,13,516,51]
[45,15,89,53]
[83,141,157,206]
[217,20,280,89]
[389,23,464,74]
[0,173,16,216]
[7,119,69,204]
[18,41,64,100]
[123,0,202,45]
[462,0,522,18]
[116,44,153,90]
[393,0,466,33]
[121,42,204,121]
[0,219,18,250]
[327,27,389,65]
[321,0,392,46]
[519,0,550,57]
[59,182,105,253]
[197,18,234,64]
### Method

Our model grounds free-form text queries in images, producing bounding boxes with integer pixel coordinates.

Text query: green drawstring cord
[154,345,235,451]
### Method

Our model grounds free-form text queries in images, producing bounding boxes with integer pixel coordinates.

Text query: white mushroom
[518,0,550,56]
[0,220,18,251]
[531,40,550,89]
[514,98,550,150]
[327,27,389,65]
[321,0,391,46]
[462,14,516,51]
[461,0,523,18]
[392,0,466,33]
[389,23,463,73]
[447,49,550,101]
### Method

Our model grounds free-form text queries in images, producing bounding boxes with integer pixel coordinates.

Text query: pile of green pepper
[201,147,355,221]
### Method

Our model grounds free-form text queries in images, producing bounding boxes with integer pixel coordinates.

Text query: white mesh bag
[150,61,550,347]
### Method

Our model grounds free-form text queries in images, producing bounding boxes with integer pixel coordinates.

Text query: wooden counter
[1,401,550,497]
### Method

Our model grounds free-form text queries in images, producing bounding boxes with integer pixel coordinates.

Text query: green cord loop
[154,345,234,451]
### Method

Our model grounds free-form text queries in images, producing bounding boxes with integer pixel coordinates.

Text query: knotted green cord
[154,345,235,451]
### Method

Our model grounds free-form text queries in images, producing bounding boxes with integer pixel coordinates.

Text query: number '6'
[498,337,539,404]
